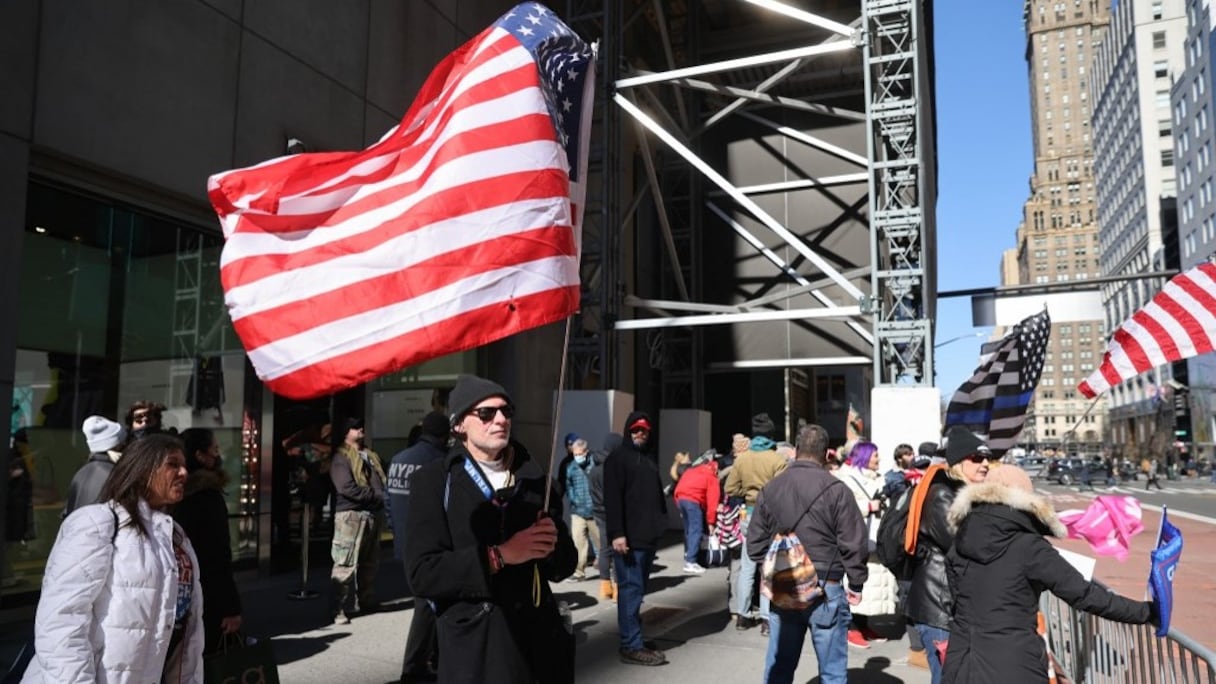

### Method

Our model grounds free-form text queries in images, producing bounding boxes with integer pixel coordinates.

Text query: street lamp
[935,331,986,349]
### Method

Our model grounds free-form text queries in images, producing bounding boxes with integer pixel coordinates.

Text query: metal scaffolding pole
[862,0,935,386]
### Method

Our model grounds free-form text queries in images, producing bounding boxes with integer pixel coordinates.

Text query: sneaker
[735,615,754,631]
[907,649,929,669]
[858,625,888,643]
[333,611,351,625]
[619,648,667,666]
[564,573,586,583]
[682,562,707,575]
[847,629,870,649]
[759,620,770,637]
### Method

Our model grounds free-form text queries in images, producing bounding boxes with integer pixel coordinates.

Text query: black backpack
[874,485,916,580]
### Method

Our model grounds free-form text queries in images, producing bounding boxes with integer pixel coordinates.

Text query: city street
[1038,479,1216,646]
[240,540,928,684]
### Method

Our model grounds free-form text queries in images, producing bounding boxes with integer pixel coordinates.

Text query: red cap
[628,418,652,432]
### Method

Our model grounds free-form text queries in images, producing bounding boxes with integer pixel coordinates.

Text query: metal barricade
[1040,588,1216,683]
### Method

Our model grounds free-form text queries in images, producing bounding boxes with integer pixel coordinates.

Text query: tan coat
[725,449,787,505]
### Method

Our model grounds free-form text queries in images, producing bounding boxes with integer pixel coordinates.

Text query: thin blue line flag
[1148,507,1183,638]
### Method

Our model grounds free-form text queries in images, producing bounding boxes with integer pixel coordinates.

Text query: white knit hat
[82,415,126,453]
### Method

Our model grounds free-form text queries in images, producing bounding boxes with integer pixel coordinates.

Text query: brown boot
[600,579,614,599]
[907,649,929,669]
[611,580,618,602]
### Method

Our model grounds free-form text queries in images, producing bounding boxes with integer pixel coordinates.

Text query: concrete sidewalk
[242,542,929,683]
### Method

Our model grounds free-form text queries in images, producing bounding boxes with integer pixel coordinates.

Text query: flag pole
[543,315,574,512]
[1059,394,1103,454]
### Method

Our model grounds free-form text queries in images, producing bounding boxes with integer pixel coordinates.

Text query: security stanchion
[287,502,319,600]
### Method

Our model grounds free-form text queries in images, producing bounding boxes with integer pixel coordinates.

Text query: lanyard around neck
[463,457,496,501]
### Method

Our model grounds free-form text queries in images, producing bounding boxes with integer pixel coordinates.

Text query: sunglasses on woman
[965,453,1000,464]
[469,405,514,422]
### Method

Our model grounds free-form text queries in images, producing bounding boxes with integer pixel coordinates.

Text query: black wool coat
[172,468,242,653]
[404,440,577,684]
[943,482,1152,684]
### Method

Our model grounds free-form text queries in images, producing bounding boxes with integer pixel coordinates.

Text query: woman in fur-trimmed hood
[942,466,1156,684]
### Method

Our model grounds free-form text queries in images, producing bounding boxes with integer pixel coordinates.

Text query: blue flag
[1148,508,1183,637]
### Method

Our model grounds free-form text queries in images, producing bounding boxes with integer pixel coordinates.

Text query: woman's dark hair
[98,433,184,536]
[124,400,166,430]
[180,427,215,472]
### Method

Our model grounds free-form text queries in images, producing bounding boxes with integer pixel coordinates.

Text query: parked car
[1046,457,1087,485]
[1016,456,1050,479]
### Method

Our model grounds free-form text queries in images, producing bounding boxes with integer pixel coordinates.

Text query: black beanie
[420,411,450,439]
[943,426,986,466]
[917,441,939,458]
[448,375,512,425]
[751,412,776,438]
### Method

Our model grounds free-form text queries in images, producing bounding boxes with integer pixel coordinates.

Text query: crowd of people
[20,382,1165,684]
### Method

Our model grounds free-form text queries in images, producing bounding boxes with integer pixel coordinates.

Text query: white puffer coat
[835,465,900,616]
[23,500,204,683]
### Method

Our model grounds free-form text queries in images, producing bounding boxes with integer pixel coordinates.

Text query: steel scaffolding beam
[573,0,934,405]
[862,0,935,385]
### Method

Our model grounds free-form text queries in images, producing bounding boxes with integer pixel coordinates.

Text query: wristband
[488,545,505,573]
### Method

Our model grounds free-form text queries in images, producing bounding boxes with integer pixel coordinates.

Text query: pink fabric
[1057,495,1144,561]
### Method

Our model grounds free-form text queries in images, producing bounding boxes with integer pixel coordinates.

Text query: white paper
[1056,547,1097,581]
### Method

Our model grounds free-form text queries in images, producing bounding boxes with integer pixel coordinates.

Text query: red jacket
[673,462,721,526]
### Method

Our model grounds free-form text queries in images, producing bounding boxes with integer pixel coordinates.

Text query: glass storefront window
[2,183,259,598]
[368,351,471,459]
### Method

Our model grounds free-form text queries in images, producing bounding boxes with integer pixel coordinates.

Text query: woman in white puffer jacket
[24,433,204,684]
[835,440,900,648]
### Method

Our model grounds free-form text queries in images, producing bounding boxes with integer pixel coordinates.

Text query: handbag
[699,534,730,567]
[203,633,281,684]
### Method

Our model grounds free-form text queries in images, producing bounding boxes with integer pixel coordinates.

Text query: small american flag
[208,3,595,399]
[1080,261,1216,398]
[944,309,1051,456]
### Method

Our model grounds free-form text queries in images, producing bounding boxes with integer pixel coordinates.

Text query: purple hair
[847,441,878,470]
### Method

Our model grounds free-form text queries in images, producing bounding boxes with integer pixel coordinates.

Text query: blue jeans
[914,623,949,684]
[677,499,704,564]
[594,516,612,579]
[733,510,770,618]
[764,583,851,684]
[613,548,655,650]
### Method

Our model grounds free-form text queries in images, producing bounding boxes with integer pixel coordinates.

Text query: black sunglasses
[470,405,514,422]
[965,453,1000,464]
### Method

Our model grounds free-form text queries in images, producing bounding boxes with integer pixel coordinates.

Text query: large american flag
[944,309,1051,456]
[1080,261,1216,398]
[208,3,596,399]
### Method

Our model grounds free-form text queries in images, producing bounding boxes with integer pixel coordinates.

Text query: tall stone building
[1015,0,1111,453]
[1092,0,1187,457]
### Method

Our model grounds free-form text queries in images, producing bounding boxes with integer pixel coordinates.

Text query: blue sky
[933,0,1035,400]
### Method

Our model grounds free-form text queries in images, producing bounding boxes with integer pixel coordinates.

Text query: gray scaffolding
[563,0,936,401]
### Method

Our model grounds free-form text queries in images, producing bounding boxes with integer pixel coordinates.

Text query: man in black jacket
[746,423,867,684]
[404,375,576,683]
[387,411,449,682]
[603,411,668,667]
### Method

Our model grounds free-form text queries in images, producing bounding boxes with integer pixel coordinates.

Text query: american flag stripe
[208,2,596,399]
[1080,261,1216,397]
[217,67,552,238]
[223,165,568,290]
[248,259,578,378]
[232,226,577,349]
[263,286,579,398]
[212,30,534,216]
